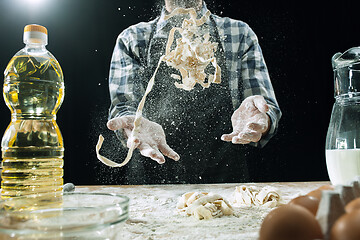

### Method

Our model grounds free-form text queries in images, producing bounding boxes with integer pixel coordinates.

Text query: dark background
[0,0,358,185]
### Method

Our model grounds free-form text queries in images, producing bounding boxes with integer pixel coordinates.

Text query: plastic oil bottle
[1,24,64,200]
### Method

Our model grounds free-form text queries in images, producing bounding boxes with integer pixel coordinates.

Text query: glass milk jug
[326,47,360,185]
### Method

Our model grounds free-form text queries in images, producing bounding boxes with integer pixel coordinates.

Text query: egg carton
[316,176,360,240]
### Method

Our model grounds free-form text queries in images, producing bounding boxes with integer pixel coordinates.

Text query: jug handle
[332,52,342,69]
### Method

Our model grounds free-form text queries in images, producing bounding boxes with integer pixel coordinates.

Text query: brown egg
[307,189,322,200]
[317,185,335,191]
[345,198,360,213]
[307,185,334,200]
[288,195,320,216]
[331,210,360,240]
[259,204,323,240]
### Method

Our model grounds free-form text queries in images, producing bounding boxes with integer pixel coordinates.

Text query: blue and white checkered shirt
[108,3,281,147]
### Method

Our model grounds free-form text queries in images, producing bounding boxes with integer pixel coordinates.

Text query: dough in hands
[233,186,281,208]
[177,192,234,220]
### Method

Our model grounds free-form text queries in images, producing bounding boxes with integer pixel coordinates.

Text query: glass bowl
[0,192,129,239]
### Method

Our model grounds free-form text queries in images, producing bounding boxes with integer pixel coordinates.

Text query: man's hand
[107,116,180,164]
[221,96,270,144]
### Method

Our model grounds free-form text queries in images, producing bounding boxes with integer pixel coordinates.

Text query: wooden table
[77,182,329,240]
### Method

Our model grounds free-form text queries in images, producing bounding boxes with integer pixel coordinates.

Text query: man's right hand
[107,116,180,164]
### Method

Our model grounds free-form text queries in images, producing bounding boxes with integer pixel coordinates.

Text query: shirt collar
[156,2,210,33]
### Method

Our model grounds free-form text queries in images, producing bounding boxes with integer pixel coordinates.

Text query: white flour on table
[76,182,327,240]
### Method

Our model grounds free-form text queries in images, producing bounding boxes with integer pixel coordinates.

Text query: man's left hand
[221,95,270,144]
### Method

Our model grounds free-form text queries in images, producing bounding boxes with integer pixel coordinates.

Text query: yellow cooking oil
[1,24,64,205]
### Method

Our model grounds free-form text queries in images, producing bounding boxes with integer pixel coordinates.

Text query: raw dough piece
[177,192,234,220]
[163,8,221,91]
[233,186,281,208]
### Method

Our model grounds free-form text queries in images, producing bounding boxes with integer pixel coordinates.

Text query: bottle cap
[23,24,48,45]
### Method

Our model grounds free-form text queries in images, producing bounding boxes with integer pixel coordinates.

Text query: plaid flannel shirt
[108,3,282,148]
